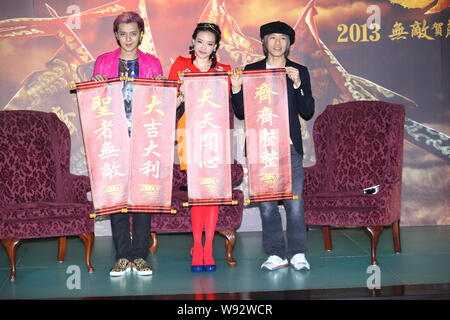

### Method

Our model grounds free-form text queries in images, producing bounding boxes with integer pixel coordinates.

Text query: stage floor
[1,226,450,300]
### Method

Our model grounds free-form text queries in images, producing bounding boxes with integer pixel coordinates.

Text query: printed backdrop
[0,0,449,226]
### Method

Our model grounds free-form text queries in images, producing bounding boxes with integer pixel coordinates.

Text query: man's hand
[230,68,243,94]
[91,74,107,82]
[285,66,301,88]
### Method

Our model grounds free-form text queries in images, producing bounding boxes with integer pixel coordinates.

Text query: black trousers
[110,212,151,261]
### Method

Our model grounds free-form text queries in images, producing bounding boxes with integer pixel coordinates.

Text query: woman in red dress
[169,23,233,272]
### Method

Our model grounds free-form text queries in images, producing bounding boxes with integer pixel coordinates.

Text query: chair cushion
[0,218,94,239]
[0,202,93,222]
[304,191,394,226]
[0,202,94,239]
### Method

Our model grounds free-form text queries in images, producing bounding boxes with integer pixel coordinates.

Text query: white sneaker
[290,253,310,271]
[261,255,289,270]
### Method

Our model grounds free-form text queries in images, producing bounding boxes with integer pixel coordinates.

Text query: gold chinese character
[140,184,159,192]
[254,83,278,104]
[256,107,279,127]
[105,184,123,193]
[143,119,162,138]
[446,19,450,38]
[139,160,160,178]
[260,128,279,148]
[98,141,121,159]
[197,88,222,109]
[260,173,278,188]
[200,112,220,129]
[259,149,279,168]
[142,140,160,157]
[101,161,125,179]
[410,20,434,40]
[388,22,409,40]
[94,119,114,140]
[432,22,444,37]
[200,178,218,185]
[201,133,219,153]
[143,95,165,116]
[201,157,221,169]
[92,95,114,118]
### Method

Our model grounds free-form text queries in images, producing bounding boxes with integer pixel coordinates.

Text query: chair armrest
[373,181,402,224]
[303,165,324,195]
[172,164,187,188]
[231,160,244,187]
[63,174,91,203]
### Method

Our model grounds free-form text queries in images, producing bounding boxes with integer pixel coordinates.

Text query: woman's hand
[176,84,185,108]
[230,68,243,94]
[91,74,107,82]
[176,91,184,108]
[285,66,301,88]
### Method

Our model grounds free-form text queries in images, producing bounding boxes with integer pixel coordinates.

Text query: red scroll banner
[128,78,178,213]
[74,78,129,216]
[241,69,296,203]
[181,72,234,206]
[73,77,178,217]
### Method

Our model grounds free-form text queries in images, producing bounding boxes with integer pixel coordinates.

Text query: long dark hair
[189,22,221,68]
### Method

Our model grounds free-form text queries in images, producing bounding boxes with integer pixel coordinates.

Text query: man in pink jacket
[92,11,163,277]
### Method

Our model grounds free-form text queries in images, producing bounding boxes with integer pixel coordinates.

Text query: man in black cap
[231,21,314,271]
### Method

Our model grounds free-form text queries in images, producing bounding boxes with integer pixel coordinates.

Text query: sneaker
[261,255,289,270]
[133,258,153,276]
[290,253,310,271]
[109,258,133,277]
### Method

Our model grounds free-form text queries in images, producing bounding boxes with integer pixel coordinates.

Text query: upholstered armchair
[149,105,244,267]
[0,110,95,280]
[304,101,405,265]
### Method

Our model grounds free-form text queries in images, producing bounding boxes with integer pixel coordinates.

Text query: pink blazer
[92,48,163,78]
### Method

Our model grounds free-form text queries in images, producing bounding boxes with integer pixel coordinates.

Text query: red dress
[169,56,231,170]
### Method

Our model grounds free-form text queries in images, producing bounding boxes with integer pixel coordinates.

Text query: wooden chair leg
[218,229,237,267]
[149,232,158,253]
[366,226,384,265]
[392,220,401,253]
[323,226,332,251]
[79,232,95,273]
[1,239,20,281]
[57,237,67,263]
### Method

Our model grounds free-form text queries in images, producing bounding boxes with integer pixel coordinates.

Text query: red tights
[191,205,219,266]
